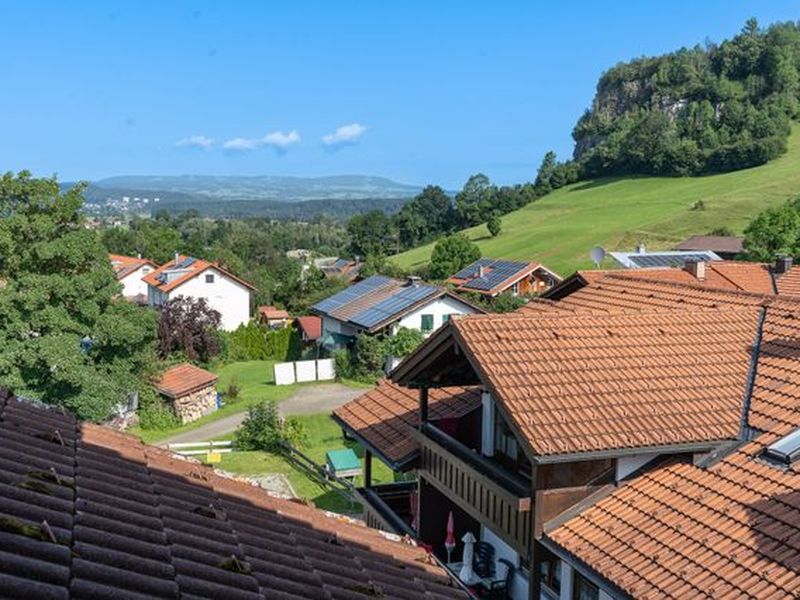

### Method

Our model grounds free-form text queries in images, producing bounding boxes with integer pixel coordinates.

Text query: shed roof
[295,315,323,340]
[157,363,218,398]
[674,234,745,254]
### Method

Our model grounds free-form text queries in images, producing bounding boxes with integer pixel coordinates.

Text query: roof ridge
[603,271,782,301]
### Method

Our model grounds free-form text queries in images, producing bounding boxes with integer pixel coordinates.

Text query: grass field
[209,413,402,514]
[134,360,297,444]
[394,126,800,275]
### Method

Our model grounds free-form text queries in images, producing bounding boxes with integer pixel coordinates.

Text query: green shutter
[421,314,434,333]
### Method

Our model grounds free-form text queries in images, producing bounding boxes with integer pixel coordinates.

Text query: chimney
[137,252,142,259]
[636,243,647,254]
[478,265,486,278]
[685,259,706,280]
[775,255,793,275]
[174,251,180,265]
[406,276,421,287]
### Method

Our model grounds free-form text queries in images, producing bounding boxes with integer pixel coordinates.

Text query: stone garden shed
[156,363,218,424]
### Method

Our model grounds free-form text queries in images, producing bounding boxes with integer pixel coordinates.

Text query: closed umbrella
[458,532,476,584]
[444,511,456,564]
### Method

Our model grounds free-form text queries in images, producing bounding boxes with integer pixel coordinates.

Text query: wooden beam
[419,387,429,425]
[364,450,373,488]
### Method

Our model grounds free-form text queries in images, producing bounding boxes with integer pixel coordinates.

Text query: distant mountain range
[68,174,425,220]
[92,174,423,202]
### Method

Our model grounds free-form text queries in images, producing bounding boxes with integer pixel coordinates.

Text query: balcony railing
[355,482,417,537]
[414,423,533,555]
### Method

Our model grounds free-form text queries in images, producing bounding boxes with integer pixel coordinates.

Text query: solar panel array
[452,258,532,291]
[311,275,395,315]
[629,253,714,268]
[350,283,439,329]
[176,256,196,269]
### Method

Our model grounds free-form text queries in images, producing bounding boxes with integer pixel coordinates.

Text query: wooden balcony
[355,482,417,537]
[414,423,533,555]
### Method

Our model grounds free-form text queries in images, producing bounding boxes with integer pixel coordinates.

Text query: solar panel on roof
[451,258,495,280]
[629,253,712,268]
[177,257,196,268]
[350,284,439,329]
[312,275,394,314]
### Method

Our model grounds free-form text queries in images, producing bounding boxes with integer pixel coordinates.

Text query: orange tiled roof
[144,255,256,293]
[451,308,761,456]
[547,299,800,599]
[0,389,465,599]
[544,261,775,301]
[109,253,156,280]
[333,380,481,467]
[157,363,218,398]
[775,264,800,296]
[257,305,289,320]
[295,315,322,340]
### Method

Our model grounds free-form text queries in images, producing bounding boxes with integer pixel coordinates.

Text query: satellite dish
[589,246,606,268]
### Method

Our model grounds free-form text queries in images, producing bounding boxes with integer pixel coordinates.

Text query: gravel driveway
[160,383,364,445]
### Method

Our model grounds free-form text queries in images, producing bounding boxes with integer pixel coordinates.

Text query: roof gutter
[531,440,728,465]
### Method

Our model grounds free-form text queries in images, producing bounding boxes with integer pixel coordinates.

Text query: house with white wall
[310,275,483,347]
[143,254,255,331]
[109,253,157,303]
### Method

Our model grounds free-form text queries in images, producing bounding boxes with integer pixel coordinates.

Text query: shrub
[487,215,502,237]
[235,401,307,452]
[223,323,302,362]
[224,376,241,400]
[138,397,180,431]
[690,200,706,211]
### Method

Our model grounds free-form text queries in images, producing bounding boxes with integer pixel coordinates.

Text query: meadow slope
[394,126,800,275]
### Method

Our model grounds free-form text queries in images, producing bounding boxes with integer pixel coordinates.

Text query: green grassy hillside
[394,126,800,275]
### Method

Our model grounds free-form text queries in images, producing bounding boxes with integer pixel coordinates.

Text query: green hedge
[224,323,302,362]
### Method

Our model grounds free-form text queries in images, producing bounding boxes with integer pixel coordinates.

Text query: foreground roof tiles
[0,390,465,600]
[333,380,481,467]
[157,363,218,398]
[452,308,761,456]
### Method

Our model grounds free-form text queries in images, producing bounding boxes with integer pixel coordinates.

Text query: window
[420,314,434,333]
[573,572,599,600]
[142,267,151,275]
[510,282,519,295]
[763,427,800,466]
[538,547,562,596]
[205,273,215,283]
[442,314,456,325]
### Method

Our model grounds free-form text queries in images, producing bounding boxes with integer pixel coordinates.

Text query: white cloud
[223,130,301,152]
[175,135,214,149]
[223,137,261,151]
[262,129,300,149]
[322,123,366,146]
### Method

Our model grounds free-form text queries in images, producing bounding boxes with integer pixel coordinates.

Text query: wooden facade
[414,423,533,555]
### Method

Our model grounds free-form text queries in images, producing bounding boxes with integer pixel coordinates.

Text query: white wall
[168,268,252,331]
[616,452,660,481]
[119,264,153,298]
[396,295,479,335]
[480,525,529,600]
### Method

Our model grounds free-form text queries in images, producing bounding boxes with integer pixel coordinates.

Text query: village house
[156,363,219,424]
[109,253,157,303]
[143,253,255,331]
[446,258,561,297]
[673,234,745,259]
[310,274,483,346]
[0,387,469,599]
[335,268,800,600]
[609,243,721,268]
[256,305,290,329]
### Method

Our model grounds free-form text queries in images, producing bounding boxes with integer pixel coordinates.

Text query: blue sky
[0,1,797,188]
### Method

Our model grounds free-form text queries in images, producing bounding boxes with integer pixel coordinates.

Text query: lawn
[208,413,403,514]
[134,360,298,444]
[393,125,800,276]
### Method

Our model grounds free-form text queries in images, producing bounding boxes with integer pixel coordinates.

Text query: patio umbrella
[458,532,476,584]
[444,511,456,564]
